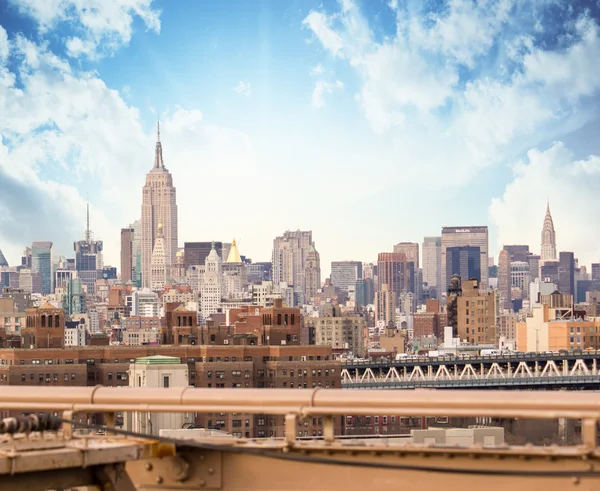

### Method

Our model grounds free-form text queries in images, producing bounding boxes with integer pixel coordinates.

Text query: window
[258,418,265,426]
[163,376,169,388]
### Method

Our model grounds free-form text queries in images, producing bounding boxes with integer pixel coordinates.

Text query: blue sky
[1,0,600,276]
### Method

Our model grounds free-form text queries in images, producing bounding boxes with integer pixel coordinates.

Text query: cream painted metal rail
[2,386,600,419]
[2,388,600,490]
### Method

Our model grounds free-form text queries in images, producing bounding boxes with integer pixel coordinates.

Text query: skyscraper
[441,227,489,292]
[330,261,362,293]
[272,230,314,303]
[422,236,441,296]
[558,251,575,296]
[0,248,7,267]
[201,243,223,320]
[150,222,168,291]
[120,227,134,283]
[304,245,321,303]
[74,203,103,295]
[31,241,53,295]
[393,242,419,269]
[541,202,557,264]
[498,249,511,310]
[377,252,413,297]
[141,123,178,288]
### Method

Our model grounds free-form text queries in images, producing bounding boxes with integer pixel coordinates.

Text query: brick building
[22,302,65,349]
[0,344,341,438]
[457,278,497,344]
[227,299,302,346]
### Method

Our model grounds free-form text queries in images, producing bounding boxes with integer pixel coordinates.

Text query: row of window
[346,416,448,425]
[5,354,332,366]
[20,373,78,382]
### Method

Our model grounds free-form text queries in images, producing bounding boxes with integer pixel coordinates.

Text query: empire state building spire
[541,201,557,263]
[153,121,165,170]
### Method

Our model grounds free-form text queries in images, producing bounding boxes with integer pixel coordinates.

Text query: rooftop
[135,355,181,364]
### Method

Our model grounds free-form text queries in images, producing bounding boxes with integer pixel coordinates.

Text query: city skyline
[2,1,600,274]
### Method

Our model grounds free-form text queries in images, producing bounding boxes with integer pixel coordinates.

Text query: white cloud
[9,0,161,58]
[302,11,345,57]
[312,80,344,108]
[302,1,600,183]
[233,81,252,96]
[0,26,9,61]
[408,0,516,68]
[0,31,259,268]
[310,63,325,76]
[490,142,600,265]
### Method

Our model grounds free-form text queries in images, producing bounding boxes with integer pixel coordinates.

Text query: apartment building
[0,344,341,438]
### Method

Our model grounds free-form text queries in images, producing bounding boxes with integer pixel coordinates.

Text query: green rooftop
[135,355,182,365]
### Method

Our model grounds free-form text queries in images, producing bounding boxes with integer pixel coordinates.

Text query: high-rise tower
[74,202,103,295]
[141,122,178,288]
[540,202,557,264]
[304,245,321,303]
[150,222,168,291]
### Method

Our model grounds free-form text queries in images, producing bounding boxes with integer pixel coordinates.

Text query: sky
[2,0,600,277]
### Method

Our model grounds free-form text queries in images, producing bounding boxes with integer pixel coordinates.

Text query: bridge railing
[0,386,599,447]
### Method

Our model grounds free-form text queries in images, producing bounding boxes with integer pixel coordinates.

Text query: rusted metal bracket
[126,450,223,490]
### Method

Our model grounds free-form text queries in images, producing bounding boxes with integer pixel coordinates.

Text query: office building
[272,230,314,303]
[31,241,53,295]
[441,227,488,292]
[558,251,575,297]
[184,242,224,269]
[422,236,441,295]
[497,250,511,310]
[200,243,223,320]
[74,204,103,295]
[330,261,362,294]
[121,227,134,283]
[304,246,321,303]
[456,279,497,345]
[141,123,178,288]
[377,252,413,297]
[393,242,419,268]
[540,202,557,265]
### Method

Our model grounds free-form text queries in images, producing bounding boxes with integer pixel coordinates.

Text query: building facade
[540,202,557,265]
[422,236,441,296]
[330,261,362,294]
[141,123,178,289]
[31,241,53,295]
[441,227,489,293]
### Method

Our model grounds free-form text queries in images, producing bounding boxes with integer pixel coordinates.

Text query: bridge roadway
[341,351,600,389]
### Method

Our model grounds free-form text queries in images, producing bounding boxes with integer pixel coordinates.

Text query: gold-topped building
[226,238,242,263]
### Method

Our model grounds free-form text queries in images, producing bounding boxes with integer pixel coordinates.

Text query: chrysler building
[141,123,178,288]
[540,201,557,263]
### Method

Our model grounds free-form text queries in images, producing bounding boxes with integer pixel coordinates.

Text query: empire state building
[141,123,178,289]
